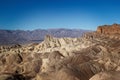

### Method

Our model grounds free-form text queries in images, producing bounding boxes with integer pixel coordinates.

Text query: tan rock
[90,71,120,80]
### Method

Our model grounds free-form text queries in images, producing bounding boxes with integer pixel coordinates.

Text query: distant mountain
[0,28,91,45]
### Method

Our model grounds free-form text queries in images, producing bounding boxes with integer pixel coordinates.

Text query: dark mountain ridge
[0,28,90,45]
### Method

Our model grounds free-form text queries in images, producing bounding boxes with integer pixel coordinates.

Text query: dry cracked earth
[0,24,120,80]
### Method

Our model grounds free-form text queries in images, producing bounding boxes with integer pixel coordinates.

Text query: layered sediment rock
[97,23,120,34]
[96,24,120,39]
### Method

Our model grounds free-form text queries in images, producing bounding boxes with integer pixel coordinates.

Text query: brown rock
[97,23,120,34]
[90,71,120,80]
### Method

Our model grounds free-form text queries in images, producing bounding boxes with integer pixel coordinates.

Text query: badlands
[0,24,120,80]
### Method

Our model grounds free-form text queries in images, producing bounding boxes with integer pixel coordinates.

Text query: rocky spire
[44,34,54,42]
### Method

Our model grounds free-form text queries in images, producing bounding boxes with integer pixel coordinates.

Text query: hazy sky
[0,0,120,30]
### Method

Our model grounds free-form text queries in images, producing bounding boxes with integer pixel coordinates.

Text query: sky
[0,0,120,30]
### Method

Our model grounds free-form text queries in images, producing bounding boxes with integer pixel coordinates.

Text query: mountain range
[0,28,90,45]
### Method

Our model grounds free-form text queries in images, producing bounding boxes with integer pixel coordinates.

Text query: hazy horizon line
[0,27,94,31]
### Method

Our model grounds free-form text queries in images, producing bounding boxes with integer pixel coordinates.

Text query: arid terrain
[0,24,120,80]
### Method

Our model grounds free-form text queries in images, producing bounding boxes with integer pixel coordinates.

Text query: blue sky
[0,0,120,30]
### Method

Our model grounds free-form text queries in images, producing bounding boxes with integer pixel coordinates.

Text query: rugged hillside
[96,24,120,39]
[0,29,89,45]
[0,24,120,80]
[97,23,120,34]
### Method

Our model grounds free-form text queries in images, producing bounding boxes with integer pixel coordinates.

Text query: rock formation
[97,23,120,34]
[96,23,120,39]
[0,24,120,80]
[90,71,120,80]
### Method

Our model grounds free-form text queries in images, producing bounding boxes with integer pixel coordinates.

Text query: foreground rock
[90,71,120,80]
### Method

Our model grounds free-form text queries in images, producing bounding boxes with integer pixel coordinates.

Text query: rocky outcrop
[97,24,120,34]
[90,71,120,80]
[96,24,120,40]
[0,52,42,79]
[34,35,94,57]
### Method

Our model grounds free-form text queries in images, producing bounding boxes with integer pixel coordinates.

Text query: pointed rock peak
[44,34,54,41]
